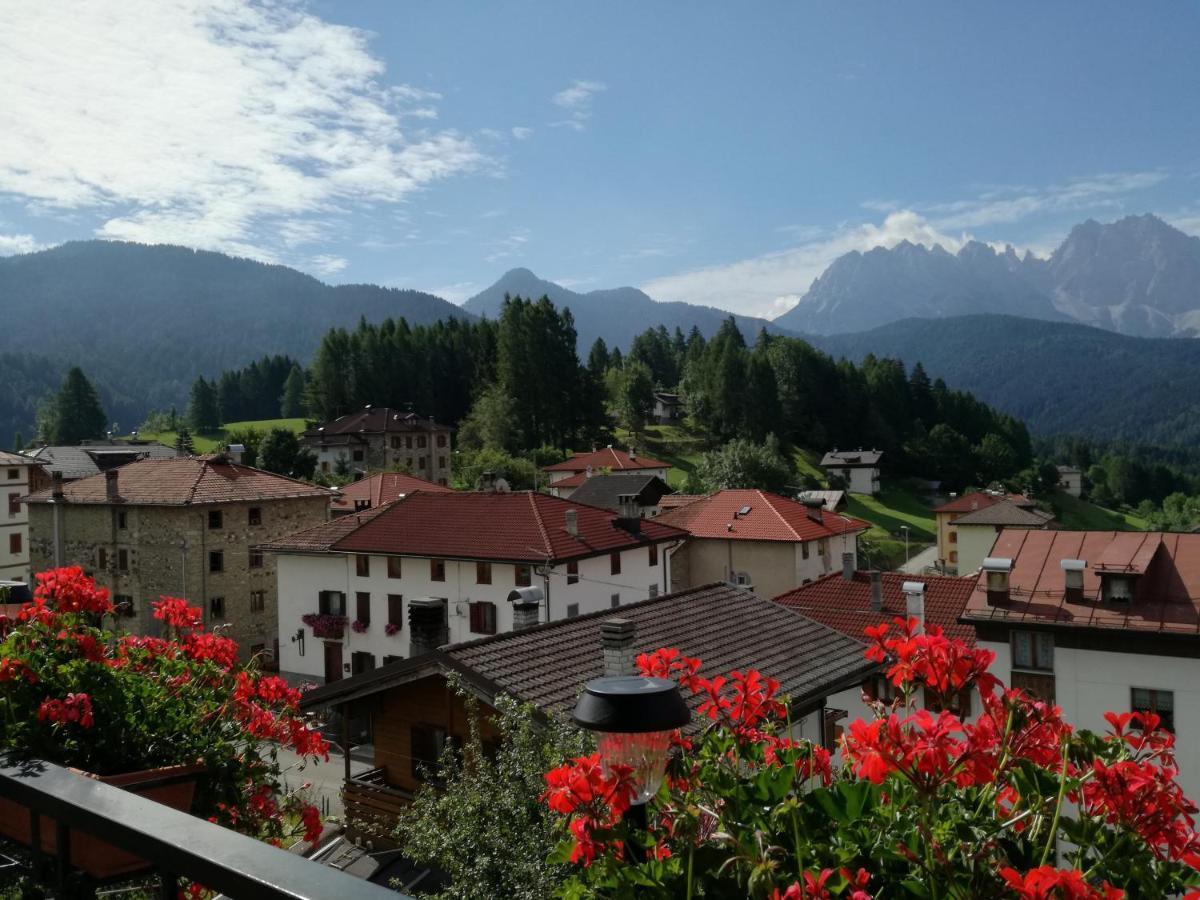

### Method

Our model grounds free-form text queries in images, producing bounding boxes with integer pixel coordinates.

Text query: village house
[263,490,687,685]
[947,499,1054,575]
[651,391,683,425]
[298,581,880,845]
[302,406,453,484]
[566,472,674,517]
[1057,465,1083,497]
[933,490,1038,574]
[22,439,177,482]
[794,489,847,513]
[961,529,1200,801]
[820,448,882,496]
[542,445,672,499]
[330,471,452,517]
[0,450,50,582]
[656,488,869,598]
[23,455,331,663]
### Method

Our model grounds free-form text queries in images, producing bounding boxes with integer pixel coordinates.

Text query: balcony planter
[0,761,206,879]
[351,619,369,634]
[302,612,348,640]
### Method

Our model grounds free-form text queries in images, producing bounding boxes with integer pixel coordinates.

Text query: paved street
[899,544,939,574]
[274,745,373,820]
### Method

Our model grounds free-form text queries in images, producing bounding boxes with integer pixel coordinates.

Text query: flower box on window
[301,612,348,640]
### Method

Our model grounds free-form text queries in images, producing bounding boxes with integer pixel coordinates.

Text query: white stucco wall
[0,463,34,581]
[825,467,879,496]
[954,524,1001,576]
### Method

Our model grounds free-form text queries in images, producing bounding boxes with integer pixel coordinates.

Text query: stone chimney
[565,508,579,538]
[226,443,245,465]
[1061,559,1086,603]
[902,581,926,632]
[105,469,119,501]
[51,470,64,500]
[842,551,854,581]
[870,570,883,612]
[479,470,496,492]
[982,557,1013,606]
[601,618,637,677]
[407,598,448,656]
[615,494,641,534]
[802,498,824,524]
[512,597,540,630]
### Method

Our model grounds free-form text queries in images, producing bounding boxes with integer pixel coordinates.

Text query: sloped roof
[304,407,451,438]
[656,489,869,543]
[543,446,671,473]
[24,456,332,506]
[259,503,392,553]
[265,490,687,563]
[331,472,452,512]
[951,500,1054,528]
[659,494,704,511]
[795,490,846,511]
[23,442,177,480]
[566,473,673,511]
[820,449,883,467]
[0,450,40,467]
[301,582,879,718]
[933,490,1034,515]
[961,530,1200,636]
[774,571,977,645]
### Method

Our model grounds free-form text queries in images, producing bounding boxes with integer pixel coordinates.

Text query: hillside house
[298,581,880,845]
[933,490,1037,574]
[961,529,1200,802]
[948,500,1054,575]
[651,391,683,424]
[330,471,452,517]
[23,455,331,662]
[302,407,453,484]
[567,472,673,517]
[23,439,177,482]
[542,445,672,499]
[657,489,869,598]
[820,449,882,495]
[795,490,847,512]
[1057,466,1083,497]
[0,450,50,582]
[263,490,687,684]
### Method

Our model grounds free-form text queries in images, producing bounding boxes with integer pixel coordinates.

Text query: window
[802,542,810,560]
[7,493,19,516]
[210,596,225,619]
[1012,630,1053,671]
[1011,671,1056,704]
[431,559,446,582]
[417,435,428,449]
[1133,688,1175,733]
[249,549,264,569]
[248,507,262,526]
[469,600,497,635]
[817,541,825,556]
[352,450,364,462]
[118,549,128,572]
[418,456,426,469]
[610,552,621,575]
[390,436,402,449]
[476,561,492,585]
[949,551,958,564]
[648,544,658,567]
[250,590,265,613]
[113,594,134,617]
[949,530,958,544]
[209,550,223,573]
[9,533,21,555]
[356,591,371,624]
[355,555,371,577]
[611,594,620,608]
[6,468,17,480]
[406,457,414,468]
[439,456,447,469]
[648,584,659,598]
[387,556,402,578]
[388,594,403,628]
[410,724,449,780]
[436,434,447,448]
[351,651,375,676]
[321,461,330,473]
[117,510,127,529]
[318,590,346,616]
[208,510,222,530]
[924,684,972,717]
[97,547,107,569]
[567,561,579,585]
[567,603,580,618]
[515,564,532,587]
[405,436,412,449]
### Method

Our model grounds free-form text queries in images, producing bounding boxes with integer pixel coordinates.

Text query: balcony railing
[343,768,414,849]
[0,756,411,899]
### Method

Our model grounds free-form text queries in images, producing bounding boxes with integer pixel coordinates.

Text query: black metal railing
[0,756,411,899]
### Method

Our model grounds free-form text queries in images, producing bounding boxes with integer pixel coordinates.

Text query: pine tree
[187,377,221,433]
[48,367,107,445]
[11,431,24,451]
[175,427,196,455]
[280,365,307,418]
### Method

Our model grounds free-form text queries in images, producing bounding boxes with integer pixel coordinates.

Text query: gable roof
[795,490,847,512]
[264,490,687,563]
[933,490,1034,515]
[950,500,1054,528]
[656,489,869,543]
[566,473,673,511]
[301,582,879,718]
[23,442,178,480]
[774,571,977,645]
[820,449,883,467]
[331,472,452,512]
[543,446,671,474]
[24,456,332,506]
[960,529,1200,636]
[0,450,40,467]
[304,407,451,438]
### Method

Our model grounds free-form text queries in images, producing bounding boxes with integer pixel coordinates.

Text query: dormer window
[1100,572,1137,603]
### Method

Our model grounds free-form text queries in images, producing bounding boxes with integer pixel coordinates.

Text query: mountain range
[777,214,1200,338]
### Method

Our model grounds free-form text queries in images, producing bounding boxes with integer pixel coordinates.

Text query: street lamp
[573,676,691,807]
[900,525,910,566]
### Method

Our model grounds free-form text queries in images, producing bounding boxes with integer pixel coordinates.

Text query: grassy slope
[129,418,309,454]
[616,425,708,488]
[1051,491,1148,531]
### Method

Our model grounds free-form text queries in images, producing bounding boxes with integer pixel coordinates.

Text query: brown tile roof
[934,490,1033,515]
[259,503,391,553]
[24,456,332,506]
[950,500,1054,528]
[0,450,39,466]
[301,582,880,717]
[774,571,977,645]
[543,446,671,473]
[961,530,1200,636]
[330,472,452,512]
[656,489,869,543]
[658,494,704,511]
[304,407,452,438]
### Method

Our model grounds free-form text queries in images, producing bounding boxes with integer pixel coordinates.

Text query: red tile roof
[961,530,1200,635]
[774,571,977,645]
[548,471,590,488]
[331,472,452,511]
[658,494,704,511]
[24,456,332,506]
[934,491,1032,515]
[265,490,687,563]
[543,446,670,474]
[656,489,869,543]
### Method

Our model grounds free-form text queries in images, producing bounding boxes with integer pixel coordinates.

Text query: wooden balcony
[343,768,414,849]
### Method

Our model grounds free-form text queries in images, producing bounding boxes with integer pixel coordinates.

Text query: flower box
[302,612,348,640]
[0,762,205,879]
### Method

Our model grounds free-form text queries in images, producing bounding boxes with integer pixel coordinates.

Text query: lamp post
[573,676,691,838]
[900,525,910,567]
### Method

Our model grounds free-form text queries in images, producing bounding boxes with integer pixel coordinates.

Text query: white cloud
[432,281,479,304]
[0,233,45,256]
[0,1,485,262]
[550,80,605,131]
[310,254,348,275]
[483,228,530,263]
[511,126,534,140]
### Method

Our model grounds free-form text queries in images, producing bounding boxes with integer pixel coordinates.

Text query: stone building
[301,406,453,484]
[24,455,331,664]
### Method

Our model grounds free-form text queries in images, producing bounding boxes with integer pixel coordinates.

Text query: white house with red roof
[960,529,1200,800]
[656,489,869,600]
[542,445,671,499]
[262,490,687,684]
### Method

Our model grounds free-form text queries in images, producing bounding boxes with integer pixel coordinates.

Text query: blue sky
[1,2,1198,317]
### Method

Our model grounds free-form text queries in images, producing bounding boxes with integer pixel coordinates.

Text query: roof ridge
[762,490,804,541]
[186,457,207,505]
[528,491,554,557]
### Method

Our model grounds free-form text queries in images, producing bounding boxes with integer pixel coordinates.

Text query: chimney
[615,494,641,533]
[565,508,579,537]
[601,618,637,677]
[407,598,448,656]
[802,498,824,524]
[585,464,593,479]
[902,581,926,632]
[507,586,544,631]
[226,443,245,465]
[629,447,637,462]
[105,469,119,501]
[982,557,1013,606]
[479,470,497,492]
[1061,559,1086,603]
[842,551,854,582]
[870,570,883,612]
[52,470,64,500]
